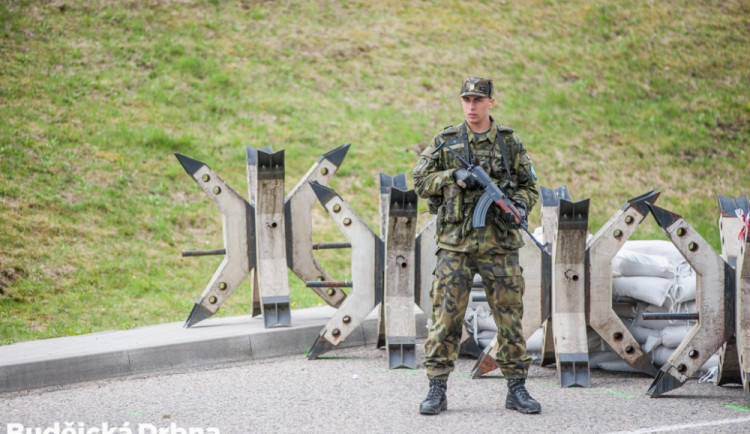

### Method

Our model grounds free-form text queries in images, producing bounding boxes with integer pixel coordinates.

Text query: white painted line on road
[606,415,750,433]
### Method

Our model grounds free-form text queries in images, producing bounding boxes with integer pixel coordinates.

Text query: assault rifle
[435,144,546,250]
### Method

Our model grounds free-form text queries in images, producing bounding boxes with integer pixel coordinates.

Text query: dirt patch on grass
[0,267,24,295]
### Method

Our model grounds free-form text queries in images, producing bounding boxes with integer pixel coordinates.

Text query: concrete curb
[0,306,428,393]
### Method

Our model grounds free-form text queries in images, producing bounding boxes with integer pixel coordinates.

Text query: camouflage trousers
[424,249,531,380]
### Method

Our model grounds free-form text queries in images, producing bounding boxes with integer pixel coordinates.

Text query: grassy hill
[1,0,747,344]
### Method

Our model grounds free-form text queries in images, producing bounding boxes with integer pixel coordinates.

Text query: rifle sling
[460,122,511,179]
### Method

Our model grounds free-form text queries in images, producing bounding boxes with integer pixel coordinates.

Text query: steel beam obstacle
[307,174,422,368]
[645,195,749,399]
[470,189,660,387]
[376,174,408,350]
[586,190,661,378]
[307,182,384,359]
[732,197,750,403]
[414,217,437,317]
[382,184,419,368]
[250,148,291,327]
[716,195,749,394]
[176,144,350,328]
[176,153,256,328]
[552,191,660,387]
[645,196,744,397]
[551,197,592,387]
[285,145,351,309]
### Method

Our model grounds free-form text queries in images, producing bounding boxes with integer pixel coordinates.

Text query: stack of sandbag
[596,240,718,378]
[464,303,496,350]
[463,238,719,379]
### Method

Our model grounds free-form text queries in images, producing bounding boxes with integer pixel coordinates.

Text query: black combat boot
[505,378,541,414]
[419,379,448,415]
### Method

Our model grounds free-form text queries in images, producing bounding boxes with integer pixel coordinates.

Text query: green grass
[1,0,748,344]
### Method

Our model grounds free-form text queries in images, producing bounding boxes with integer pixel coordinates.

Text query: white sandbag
[612,250,676,278]
[701,353,719,372]
[589,351,621,368]
[651,345,675,366]
[676,261,694,277]
[662,298,697,314]
[643,335,662,353]
[677,300,697,313]
[587,328,608,352]
[464,306,477,334]
[612,276,674,306]
[672,273,697,303]
[598,359,641,373]
[478,338,494,349]
[476,329,496,340]
[660,324,692,348]
[526,327,543,353]
[625,324,660,344]
[621,240,685,265]
[476,312,496,333]
[465,305,495,336]
[613,302,637,319]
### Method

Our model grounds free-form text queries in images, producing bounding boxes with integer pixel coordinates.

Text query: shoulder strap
[496,126,512,178]
[459,122,472,164]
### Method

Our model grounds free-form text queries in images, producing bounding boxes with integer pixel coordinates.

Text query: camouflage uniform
[413,117,539,381]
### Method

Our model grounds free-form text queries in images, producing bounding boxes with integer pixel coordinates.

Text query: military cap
[460,77,493,98]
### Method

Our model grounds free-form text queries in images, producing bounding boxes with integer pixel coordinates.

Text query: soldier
[412,77,541,415]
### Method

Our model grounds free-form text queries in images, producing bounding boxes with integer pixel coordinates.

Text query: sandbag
[626,323,659,344]
[465,305,494,336]
[476,329,496,342]
[612,250,676,278]
[661,324,692,348]
[672,273,697,303]
[621,240,685,265]
[478,338,493,348]
[612,276,674,306]
[526,327,543,353]
[701,353,719,372]
[661,298,697,313]
[598,359,641,373]
[652,345,675,366]
[613,302,636,319]
[590,351,621,368]
[643,335,662,353]
[587,328,608,352]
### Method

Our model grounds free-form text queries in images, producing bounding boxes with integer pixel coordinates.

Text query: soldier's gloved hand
[452,168,478,190]
[504,204,526,228]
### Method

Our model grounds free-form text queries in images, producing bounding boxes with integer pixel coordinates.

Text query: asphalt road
[2,341,749,434]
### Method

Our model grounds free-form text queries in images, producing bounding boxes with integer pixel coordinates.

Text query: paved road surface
[2,341,748,434]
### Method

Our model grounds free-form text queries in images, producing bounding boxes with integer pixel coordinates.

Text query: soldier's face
[461,95,494,130]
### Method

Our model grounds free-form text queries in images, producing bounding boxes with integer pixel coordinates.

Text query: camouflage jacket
[412,119,539,254]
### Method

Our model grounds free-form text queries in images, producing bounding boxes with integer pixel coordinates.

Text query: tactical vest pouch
[441,184,463,224]
[427,195,442,214]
